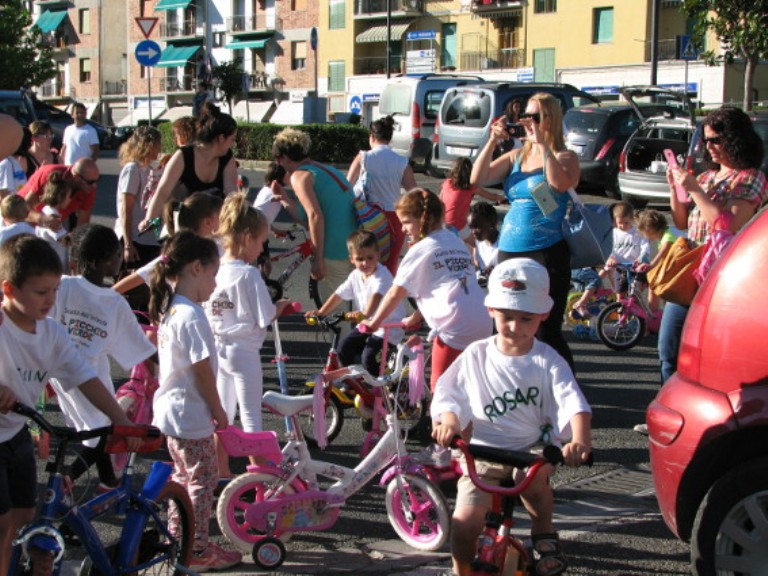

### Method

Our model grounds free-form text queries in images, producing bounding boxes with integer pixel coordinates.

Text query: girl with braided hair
[363,188,492,391]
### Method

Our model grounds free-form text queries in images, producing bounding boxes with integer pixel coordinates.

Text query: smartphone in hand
[664,149,688,202]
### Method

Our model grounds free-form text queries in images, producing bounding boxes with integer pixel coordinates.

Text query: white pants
[216,343,264,432]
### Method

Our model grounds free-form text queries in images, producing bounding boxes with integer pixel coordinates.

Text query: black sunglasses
[702,136,723,146]
[78,174,100,186]
[520,112,541,123]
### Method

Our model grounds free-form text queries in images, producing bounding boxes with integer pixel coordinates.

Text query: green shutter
[329,0,345,30]
[328,61,345,92]
[594,8,613,44]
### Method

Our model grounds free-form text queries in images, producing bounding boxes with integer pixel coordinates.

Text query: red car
[647,207,768,575]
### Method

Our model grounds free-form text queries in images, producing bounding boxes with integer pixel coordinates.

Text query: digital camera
[506,123,526,138]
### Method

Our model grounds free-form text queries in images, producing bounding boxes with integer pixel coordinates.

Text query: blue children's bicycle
[8,403,194,576]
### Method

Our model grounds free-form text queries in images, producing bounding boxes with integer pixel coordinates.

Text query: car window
[442,91,492,127]
[380,84,412,116]
[572,95,599,108]
[608,113,641,137]
[0,100,33,125]
[423,90,445,120]
[564,110,608,135]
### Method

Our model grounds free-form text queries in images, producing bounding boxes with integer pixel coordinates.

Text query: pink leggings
[167,435,218,551]
[430,337,463,393]
[383,211,406,276]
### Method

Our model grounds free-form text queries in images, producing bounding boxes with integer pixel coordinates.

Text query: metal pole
[148,67,152,124]
[386,0,391,79]
[650,0,660,85]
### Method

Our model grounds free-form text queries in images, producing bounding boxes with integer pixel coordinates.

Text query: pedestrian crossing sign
[677,35,698,61]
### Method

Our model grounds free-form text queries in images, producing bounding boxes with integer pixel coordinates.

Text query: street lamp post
[386,0,391,79]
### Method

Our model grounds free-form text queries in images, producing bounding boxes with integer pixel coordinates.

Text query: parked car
[647,207,768,575]
[430,82,599,178]
[564,89,680,198]
[379,73,484,172]
[687,111,768,178]
[0,89,37,128]
[616,86,696,208]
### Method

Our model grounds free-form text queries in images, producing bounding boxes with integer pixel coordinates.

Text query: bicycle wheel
[216,472,295,554]
[299,393,344,448]
[596,302,646,351]
[78,482,193,576]
[391,369,430,436]
[385,473,450,551]
[308,277,322,309]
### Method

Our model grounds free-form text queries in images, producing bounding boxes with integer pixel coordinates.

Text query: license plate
[446,146,472,156]
[566,143,585,155]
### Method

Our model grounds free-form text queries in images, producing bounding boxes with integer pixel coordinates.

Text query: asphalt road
[52,151,693,575]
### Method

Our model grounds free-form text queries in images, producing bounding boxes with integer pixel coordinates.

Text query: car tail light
[433,116,440,144]
[595,138,615,160]
[618,150,626,172]
[411,102,421,143]
[676,279,716,383]
[646,399,684,446]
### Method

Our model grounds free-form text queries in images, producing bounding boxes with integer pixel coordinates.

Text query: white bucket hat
[484,258,554,314]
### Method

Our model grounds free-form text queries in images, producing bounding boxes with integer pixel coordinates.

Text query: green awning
[154,0,193,11]
[225,39,269,49]
[34,10,68,34]
[156,44,201,67]
[356,21,413,44]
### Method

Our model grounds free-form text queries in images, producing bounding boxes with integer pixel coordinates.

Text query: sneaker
[633,423,649,435]
[189,543,242,573]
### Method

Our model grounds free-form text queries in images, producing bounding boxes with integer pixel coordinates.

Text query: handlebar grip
[357,323,371,334]
[280,301,302,317]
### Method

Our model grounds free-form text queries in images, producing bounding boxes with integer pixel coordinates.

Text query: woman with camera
[470,92,579,369]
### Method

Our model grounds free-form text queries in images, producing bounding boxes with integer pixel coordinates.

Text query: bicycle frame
[8,405,180,576]
[617,268,662,333]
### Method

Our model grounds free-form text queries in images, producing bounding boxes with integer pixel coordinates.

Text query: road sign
[135,40,162,67]
[349,95,362,115]
[135,17,158,39]
[677,35,698,61]
[310,27,318,51]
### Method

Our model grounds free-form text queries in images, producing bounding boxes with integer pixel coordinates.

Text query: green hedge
[158,121,370,164]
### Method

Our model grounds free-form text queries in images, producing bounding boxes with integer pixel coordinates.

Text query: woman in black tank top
[141,103,238,227]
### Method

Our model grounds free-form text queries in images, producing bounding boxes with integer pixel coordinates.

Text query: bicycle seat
[263,391,314,417]
[216,426,282,461]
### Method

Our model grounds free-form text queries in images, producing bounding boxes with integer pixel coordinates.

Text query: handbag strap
[566,187,582,206]
[309,162,350,192]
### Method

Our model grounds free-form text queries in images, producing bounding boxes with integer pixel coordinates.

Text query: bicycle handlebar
[345,343,416,388]
[280,301,303,317]
[450,437,563,497]
[356,321,406,335]
[305,311,360,329]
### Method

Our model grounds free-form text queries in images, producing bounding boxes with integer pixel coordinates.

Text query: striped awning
[225,38,269,49]
[156,44,201,67]
[34,10,68,33]
[154,0,193,11]
[356,20,413,44]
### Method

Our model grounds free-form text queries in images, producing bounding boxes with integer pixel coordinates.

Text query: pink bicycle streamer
[408,341,426,407]
[312,374,328,449]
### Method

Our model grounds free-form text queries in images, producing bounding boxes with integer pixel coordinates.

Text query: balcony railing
[159,20,202,39]
[103,81,126,96]
[354,56,404,75]
[461,48,523,71]
[657,39,678,61]
[226,14,279,33]
[39,81,66,98]
[40,32,70,52]
[354,0,422,16]
[164,74,195,93]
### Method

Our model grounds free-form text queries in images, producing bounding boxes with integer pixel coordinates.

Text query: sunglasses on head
[702,136,723,146]
[520,112,541,123]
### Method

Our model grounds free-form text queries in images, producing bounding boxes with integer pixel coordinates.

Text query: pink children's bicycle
[596,264,663,351]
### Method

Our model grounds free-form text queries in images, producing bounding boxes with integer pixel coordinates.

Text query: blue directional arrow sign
[349,95,362,115]
[135,40,162,67]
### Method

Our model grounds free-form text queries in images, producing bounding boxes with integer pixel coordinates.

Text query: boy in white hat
[431,257,592,576]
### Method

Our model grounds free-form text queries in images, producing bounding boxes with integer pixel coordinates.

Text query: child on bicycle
[467,201,499,287]
[206,193,290,475]
[635,208,679,312]
[305,229,407,377]
[0,235,137,576]
[48,224,156,492]
[441,157,501,245]
[431,258,592,576]
[148,231,242,572]
[363,188,492,392]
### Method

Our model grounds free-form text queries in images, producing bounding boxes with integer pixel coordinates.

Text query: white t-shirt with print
[475,238,499,275]
[205,259,276,350]
[431,337,591,451]
[395,228,492,350]
[153,295,218,440]
[253,186,283,227]
[48,276,156,443]
[0,311,95,442]
[336,263,406,344]
[62,123,99,165]
[610,227,650,263]
[0,156,27,196]
[0,222,36,245]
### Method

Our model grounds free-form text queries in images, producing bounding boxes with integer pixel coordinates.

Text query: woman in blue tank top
[470,93,580,369]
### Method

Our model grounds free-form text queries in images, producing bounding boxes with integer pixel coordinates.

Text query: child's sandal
[531,532,567,576]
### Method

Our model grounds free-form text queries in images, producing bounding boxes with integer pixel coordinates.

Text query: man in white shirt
[61,103,100,166]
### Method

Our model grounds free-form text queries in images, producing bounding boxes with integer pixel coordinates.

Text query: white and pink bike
[214,343,450,570]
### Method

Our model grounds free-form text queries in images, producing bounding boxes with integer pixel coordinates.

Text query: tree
[212,59,245,115]
[0,0,56,89]
[681,0,768,110]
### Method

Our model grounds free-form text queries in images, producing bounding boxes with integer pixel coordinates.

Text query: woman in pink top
[440,157,500,242]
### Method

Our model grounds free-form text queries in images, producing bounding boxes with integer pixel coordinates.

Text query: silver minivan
[379,73,483,172]
[430,82,599,177]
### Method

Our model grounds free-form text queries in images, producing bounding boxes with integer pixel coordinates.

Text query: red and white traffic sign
[135,17,159,39]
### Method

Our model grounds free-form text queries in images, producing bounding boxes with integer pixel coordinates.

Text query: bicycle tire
[392,368,430,436]
[596,302,646,351]
[308,277,322,308]
[78,482,193,576]
[385,473,450,551]
[216,472,296,554]
[300,393,344,448]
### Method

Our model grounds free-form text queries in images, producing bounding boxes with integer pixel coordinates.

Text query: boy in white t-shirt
[602,201,650,288]
[0,235,136,576]
[0,195,35,244]
[431,258,593,576]
[305,230,407,377]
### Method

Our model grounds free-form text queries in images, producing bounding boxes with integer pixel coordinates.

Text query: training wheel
[252,537,286,570]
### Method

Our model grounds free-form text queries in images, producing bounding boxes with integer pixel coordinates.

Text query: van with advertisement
[378,73,484,172]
